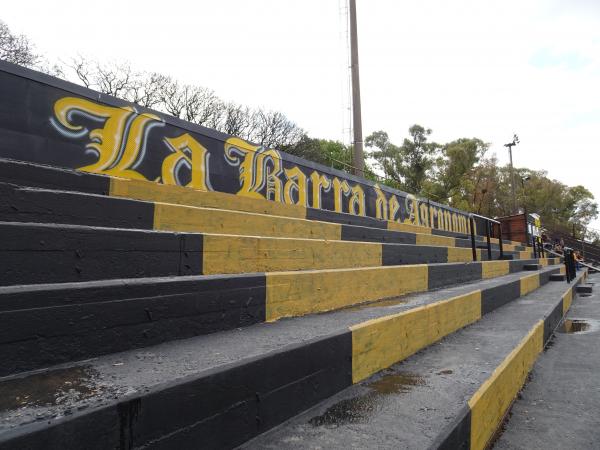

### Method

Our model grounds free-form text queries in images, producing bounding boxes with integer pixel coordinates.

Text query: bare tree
[222,103,252,137]
[128,72,170,108]
[250,109,304,149]
[0,21,38,67]
[65,56,304,147]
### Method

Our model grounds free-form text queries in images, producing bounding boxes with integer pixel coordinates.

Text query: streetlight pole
[504,134,520,214]
[349,0,364,177]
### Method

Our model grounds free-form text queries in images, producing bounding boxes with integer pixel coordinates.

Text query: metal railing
[469,213,503,262]
[531,235,545,259]
[564,247,577,283]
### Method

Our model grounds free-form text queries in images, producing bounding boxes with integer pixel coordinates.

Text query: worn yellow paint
[154,203,341,240]
[447,247,474,263]
[265,265,428,321]
[562,288,573,315]
[110,178,307,219]
[481,261,510,279]
[415,234,456,247]
[559,265,566,275]
[468,320,543,450]
[520,274,540,296]
[519,251,532,259]
[351,290,482,383]
[387,221,432,234]
[540,257,560,266]
[202,234,382,274]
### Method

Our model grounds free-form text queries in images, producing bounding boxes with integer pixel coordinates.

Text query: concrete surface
[0,268,558,433]
[241,273,575,449]
[494,273,600,450]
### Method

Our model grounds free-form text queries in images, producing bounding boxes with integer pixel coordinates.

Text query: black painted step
[524,263,542,271]
[576,284,593,294]
[0,267,562,450]
[550,273,566,281]
[0,221,522,287]
[0,257,547,375]
[243,271,584,450]
[0,157,494,244]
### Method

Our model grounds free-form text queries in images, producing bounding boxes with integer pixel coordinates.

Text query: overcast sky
[3,0,600,226]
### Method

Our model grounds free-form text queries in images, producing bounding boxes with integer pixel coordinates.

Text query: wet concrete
[557,318,600,334]
[0,366,100,412]
[241,270,580,449]
[0,267,559,434]
[495,273,600,450]
[309,372,424,427]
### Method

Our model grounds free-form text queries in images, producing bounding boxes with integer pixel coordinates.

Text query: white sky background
[3,0,600,226]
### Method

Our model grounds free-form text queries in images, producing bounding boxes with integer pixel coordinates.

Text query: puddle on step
[557,319,600,335]
[0,366,100,412]
[309,373,424,427]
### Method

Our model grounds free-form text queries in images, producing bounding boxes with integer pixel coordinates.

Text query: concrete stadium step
[494,273,598,450]
[242,269,587,450]
[0,266,566,449]
[0,181,525,258]
[0,257,561,375]
[1,221,546,286]
[0,158,530,249]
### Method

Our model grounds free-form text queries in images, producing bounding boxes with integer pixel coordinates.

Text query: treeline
[283,125,599,242]
[1,20,598,240]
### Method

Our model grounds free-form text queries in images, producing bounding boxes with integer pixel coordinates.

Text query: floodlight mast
[504,134,520,214]
[349,0,364,177]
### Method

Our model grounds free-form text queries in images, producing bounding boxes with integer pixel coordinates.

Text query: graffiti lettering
[162,134,212,191]
[51,97,162,180]
[46,94,478,235]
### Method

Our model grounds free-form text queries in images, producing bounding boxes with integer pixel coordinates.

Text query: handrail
[564,247,577,283]
[469,213,504,262]
[469,213,500,225]
[546,245,599,278]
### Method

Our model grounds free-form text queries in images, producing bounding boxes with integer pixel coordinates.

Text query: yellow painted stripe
[416,234,456,247]
[519,251,532,259]
[520,274,540,296]
[265,265,428,321]
[559,265,566,275]
[110,178,307,219]
[154,202,342,241]
[447,247,474,263]
[468,320,544,450]
[481,261,509,279]
[350,290,482,383]
[202,234,382,274]
[562,289,572,315]
[387,221,432,234]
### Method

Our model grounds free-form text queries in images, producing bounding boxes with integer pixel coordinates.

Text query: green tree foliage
[364,125,598,235]
[425,137,489,207]
[282,136,352,171]
[366,126,440,193]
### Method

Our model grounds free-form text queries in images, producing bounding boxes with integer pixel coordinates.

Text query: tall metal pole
[504,134,519,214]
[349,0,364,177]
[509,145,516,214]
